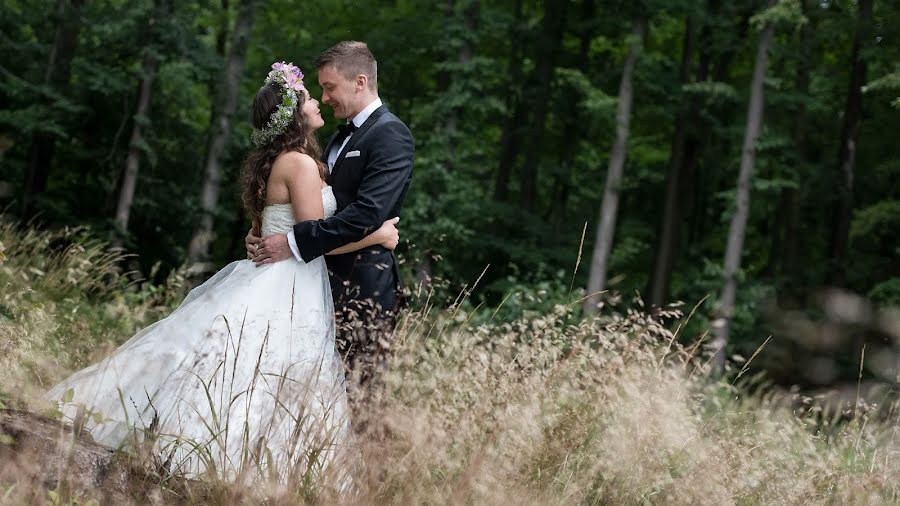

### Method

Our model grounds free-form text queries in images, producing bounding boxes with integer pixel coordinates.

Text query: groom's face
[317,64,357,120]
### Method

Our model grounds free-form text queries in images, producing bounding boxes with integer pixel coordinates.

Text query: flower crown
[251,61,306,147]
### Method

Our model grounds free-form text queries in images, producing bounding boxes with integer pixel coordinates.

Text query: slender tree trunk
[549,0,595,228]
[682,0,717,247]
[689,3,747,246]
[20,0,84,217]
[188,0,258,268]
[214,0,230,55]
[647,15,696,309]
[584,17,647,314]
[777,1,812,305]
[519,0,565,212]
[113,56,158,234]
[494,105,526,202]
[828,0,872,288]
[443,0,457,168]
[494,0,525,203]
[445,0,478,171]
[114,52,161,234]
[710,7,776,371]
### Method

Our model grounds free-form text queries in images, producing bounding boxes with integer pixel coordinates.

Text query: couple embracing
[46,41,414,481]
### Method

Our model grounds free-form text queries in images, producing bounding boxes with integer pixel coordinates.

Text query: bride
[44,61,398,481]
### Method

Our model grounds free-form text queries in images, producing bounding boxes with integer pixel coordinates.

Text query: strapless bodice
[261,186,337,237]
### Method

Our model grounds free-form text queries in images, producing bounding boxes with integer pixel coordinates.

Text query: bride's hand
[377,217,400,250]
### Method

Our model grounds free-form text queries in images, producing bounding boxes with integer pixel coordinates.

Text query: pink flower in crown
[264,61,304,91]
[284,73,303,92]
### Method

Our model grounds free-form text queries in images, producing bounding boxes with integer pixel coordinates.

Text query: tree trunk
[445,0,478,171]
[20,0,85,217]
[647,15,696,309]
[584,16,647,314]
[828,0,872,288]
[187,0,258,269]
[114,53,160,234]
[710,6,776,372]
[776,0,812,306]
[494,105,526,203]
[493,0,525,203]
[518,0,565,213]
[688,2,746,246]
[442,0,457,167]
[680,10,715,248]
[548,0,596,229]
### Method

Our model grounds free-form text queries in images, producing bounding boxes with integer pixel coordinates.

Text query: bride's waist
[238,255,326,269]
[260,227,293,236]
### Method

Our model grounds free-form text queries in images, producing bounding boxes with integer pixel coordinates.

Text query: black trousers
[331,293,402,414]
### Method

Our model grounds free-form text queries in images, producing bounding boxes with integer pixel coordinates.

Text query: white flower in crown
[251,61,307,147]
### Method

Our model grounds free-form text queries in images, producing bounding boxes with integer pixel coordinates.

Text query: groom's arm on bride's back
[293,119,414,261]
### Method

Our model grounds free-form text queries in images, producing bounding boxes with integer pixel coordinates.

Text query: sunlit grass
[1,213,899,505]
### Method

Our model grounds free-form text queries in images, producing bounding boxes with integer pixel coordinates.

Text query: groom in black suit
[248,41,414,409]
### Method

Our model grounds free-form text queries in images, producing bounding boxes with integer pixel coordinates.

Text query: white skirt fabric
[45,256,350,481]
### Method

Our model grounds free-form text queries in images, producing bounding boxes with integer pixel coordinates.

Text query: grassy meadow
[1,215,899,505]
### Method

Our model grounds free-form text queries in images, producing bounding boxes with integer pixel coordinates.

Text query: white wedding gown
[46,187,350,481]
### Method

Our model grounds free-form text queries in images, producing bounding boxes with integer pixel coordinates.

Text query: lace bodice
[261,186,337,237]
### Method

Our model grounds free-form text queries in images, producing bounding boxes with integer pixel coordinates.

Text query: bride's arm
[284,153,326,222]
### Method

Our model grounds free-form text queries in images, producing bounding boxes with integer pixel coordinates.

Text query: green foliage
[0,0,898,391]
[868,278,900,306]
[851,200,900,248]
[479,268,581,324]
[750,0,808,31]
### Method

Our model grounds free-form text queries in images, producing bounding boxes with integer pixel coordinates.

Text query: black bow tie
[336,122,357,140]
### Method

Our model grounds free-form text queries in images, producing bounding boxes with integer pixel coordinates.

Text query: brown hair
[240,84,327,228]
[313,41,378,91]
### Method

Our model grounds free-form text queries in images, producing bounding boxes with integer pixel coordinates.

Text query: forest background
[1,0,899,392]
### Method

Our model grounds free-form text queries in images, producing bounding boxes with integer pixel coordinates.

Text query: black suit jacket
[293,104,414,311]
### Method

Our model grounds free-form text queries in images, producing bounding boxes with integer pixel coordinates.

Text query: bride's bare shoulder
[272,151,318,174]
[272,151,320,186]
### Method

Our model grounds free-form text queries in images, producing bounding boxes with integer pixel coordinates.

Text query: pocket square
[345,150,361,158]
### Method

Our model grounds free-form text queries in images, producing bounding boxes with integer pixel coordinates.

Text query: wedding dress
[45,186,349,481]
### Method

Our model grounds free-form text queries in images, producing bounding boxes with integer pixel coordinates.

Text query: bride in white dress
[44,62,397,482]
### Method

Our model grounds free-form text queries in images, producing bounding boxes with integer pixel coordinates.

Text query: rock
[0,408,169,503]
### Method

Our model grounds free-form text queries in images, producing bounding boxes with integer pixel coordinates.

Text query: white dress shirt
[286,97,383,261]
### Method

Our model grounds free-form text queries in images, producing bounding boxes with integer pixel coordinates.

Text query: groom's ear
[356,74,368,90]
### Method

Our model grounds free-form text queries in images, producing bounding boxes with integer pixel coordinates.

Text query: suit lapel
[330,105,389,179]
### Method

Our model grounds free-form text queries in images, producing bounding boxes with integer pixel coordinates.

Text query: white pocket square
[344,150,361,158]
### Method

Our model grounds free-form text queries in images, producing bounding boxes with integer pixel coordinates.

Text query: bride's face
[300,90,325,130]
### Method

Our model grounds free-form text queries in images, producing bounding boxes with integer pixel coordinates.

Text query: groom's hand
[252,234,291,266]
[245,228,261,260]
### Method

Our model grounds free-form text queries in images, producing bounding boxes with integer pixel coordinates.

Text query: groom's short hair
[314,41,378,91]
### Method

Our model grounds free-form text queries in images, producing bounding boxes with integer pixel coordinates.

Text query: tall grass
[2,214,899,505]
[0,215,188,404]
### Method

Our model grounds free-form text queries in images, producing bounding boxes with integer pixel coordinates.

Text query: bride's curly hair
[240,84,327,228]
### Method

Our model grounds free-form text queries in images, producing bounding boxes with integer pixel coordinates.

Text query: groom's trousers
[333,295,401,424]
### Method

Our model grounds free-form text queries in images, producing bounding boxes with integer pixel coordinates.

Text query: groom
[247,41,414,409]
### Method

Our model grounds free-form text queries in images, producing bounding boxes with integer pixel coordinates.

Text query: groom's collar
[349,97,383,129]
